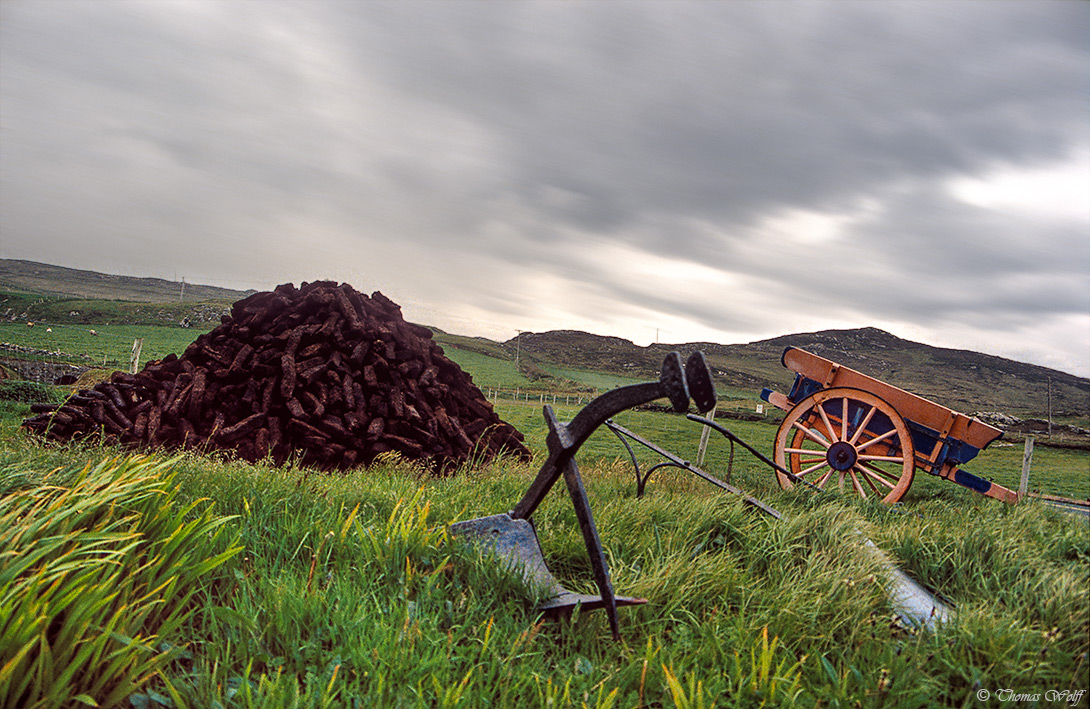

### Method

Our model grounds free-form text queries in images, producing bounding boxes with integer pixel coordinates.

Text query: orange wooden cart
[761,347,1018,504]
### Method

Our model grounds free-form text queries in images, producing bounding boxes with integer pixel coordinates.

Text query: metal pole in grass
[1019,436,1034,499]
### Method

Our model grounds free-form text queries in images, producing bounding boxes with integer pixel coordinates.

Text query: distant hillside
[510,327,1089,420]
[0,260,254,303]
[2,259,1085,420]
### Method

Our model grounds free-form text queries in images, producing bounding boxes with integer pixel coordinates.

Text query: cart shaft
[937,466,1019,504]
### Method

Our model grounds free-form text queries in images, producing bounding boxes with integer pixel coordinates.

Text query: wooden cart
[761,348,1018,504]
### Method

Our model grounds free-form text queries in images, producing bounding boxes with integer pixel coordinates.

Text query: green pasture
[0,441,1085,708]
[0,310,1085,501]
[434,347,539,392]
[1,310,1088,706]
[0,322,214,371]
[533,362,645,393]
[484,399,1089,502]
[1,319,633,396]
[434,342,650,396]
[0,290,227,327]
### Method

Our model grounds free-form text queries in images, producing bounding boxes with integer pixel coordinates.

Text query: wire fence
[0,342,97,385]
[0,319,782,489]
[0,320,205,384]
[480,386,781,496]
[483,388,597,408]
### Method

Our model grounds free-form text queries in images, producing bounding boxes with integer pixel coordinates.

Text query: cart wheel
[774,387,915,504]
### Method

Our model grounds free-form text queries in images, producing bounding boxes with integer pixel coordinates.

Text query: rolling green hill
[0,259,253,302]
[2,259,1086,423]
[505,327,1088,422]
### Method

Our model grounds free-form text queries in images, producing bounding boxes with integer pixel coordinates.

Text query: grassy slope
[1,291,231,330]
[0,441,1085,707]
[519,328,1089,422]
[432,331,646,395]
[0,321,216,370]
[3,318,1085,498]
[1,291,1088,706]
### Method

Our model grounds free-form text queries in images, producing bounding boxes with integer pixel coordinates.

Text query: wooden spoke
[856,428,899,452]
[797,460,830,477]
[817,404,839,444]
[849,471,866,497]
[774,387,915,504]
[784,447,823,457]
[858,460,903,487]
[856,464,897,490]
[858,468,884,495]
[791,421,831,448]
[849,405,878,446]
[815,468,836,489]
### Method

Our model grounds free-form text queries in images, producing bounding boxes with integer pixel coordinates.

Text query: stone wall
[0,355,92,385]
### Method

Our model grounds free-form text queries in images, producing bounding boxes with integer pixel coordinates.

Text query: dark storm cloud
[1,1,1087,374]
[338,2,1087,237]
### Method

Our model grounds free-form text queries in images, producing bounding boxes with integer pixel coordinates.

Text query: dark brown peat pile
[23,281,531,472]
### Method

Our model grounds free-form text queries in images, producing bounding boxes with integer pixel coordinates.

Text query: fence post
[696,402,717,467]
[1019,436,1034,498]
[130,338,144,374]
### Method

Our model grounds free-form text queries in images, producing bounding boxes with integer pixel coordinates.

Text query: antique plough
[450,351,716,640]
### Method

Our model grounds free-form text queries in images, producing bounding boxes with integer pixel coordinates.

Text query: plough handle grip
[686,352,717,413]
[512,352,694,520]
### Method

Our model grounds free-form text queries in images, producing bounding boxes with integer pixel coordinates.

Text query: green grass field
[481,397,1090,502]
[0,322,216,371]
[1,315,1088,707]
[0,289,230,327]
[0,442,1085,708]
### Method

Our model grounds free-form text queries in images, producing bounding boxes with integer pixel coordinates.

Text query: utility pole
[515,330,524,371]
[1047,376,1052,438]
[180,277,186,303]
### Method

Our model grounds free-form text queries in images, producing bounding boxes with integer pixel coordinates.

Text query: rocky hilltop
[510,327,1088,419]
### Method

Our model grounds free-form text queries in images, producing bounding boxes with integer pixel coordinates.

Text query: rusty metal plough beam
[604,418,782,520]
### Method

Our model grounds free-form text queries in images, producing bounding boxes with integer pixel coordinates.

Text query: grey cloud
[1,0,1087,374]
[334,2,1088,236]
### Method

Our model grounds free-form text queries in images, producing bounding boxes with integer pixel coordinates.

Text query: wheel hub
[826,441,857,471]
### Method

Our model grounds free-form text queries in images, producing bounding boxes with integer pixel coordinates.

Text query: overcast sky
[2,1,1088,377]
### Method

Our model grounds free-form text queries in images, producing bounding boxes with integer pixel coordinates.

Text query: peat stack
[23,281,531,472]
